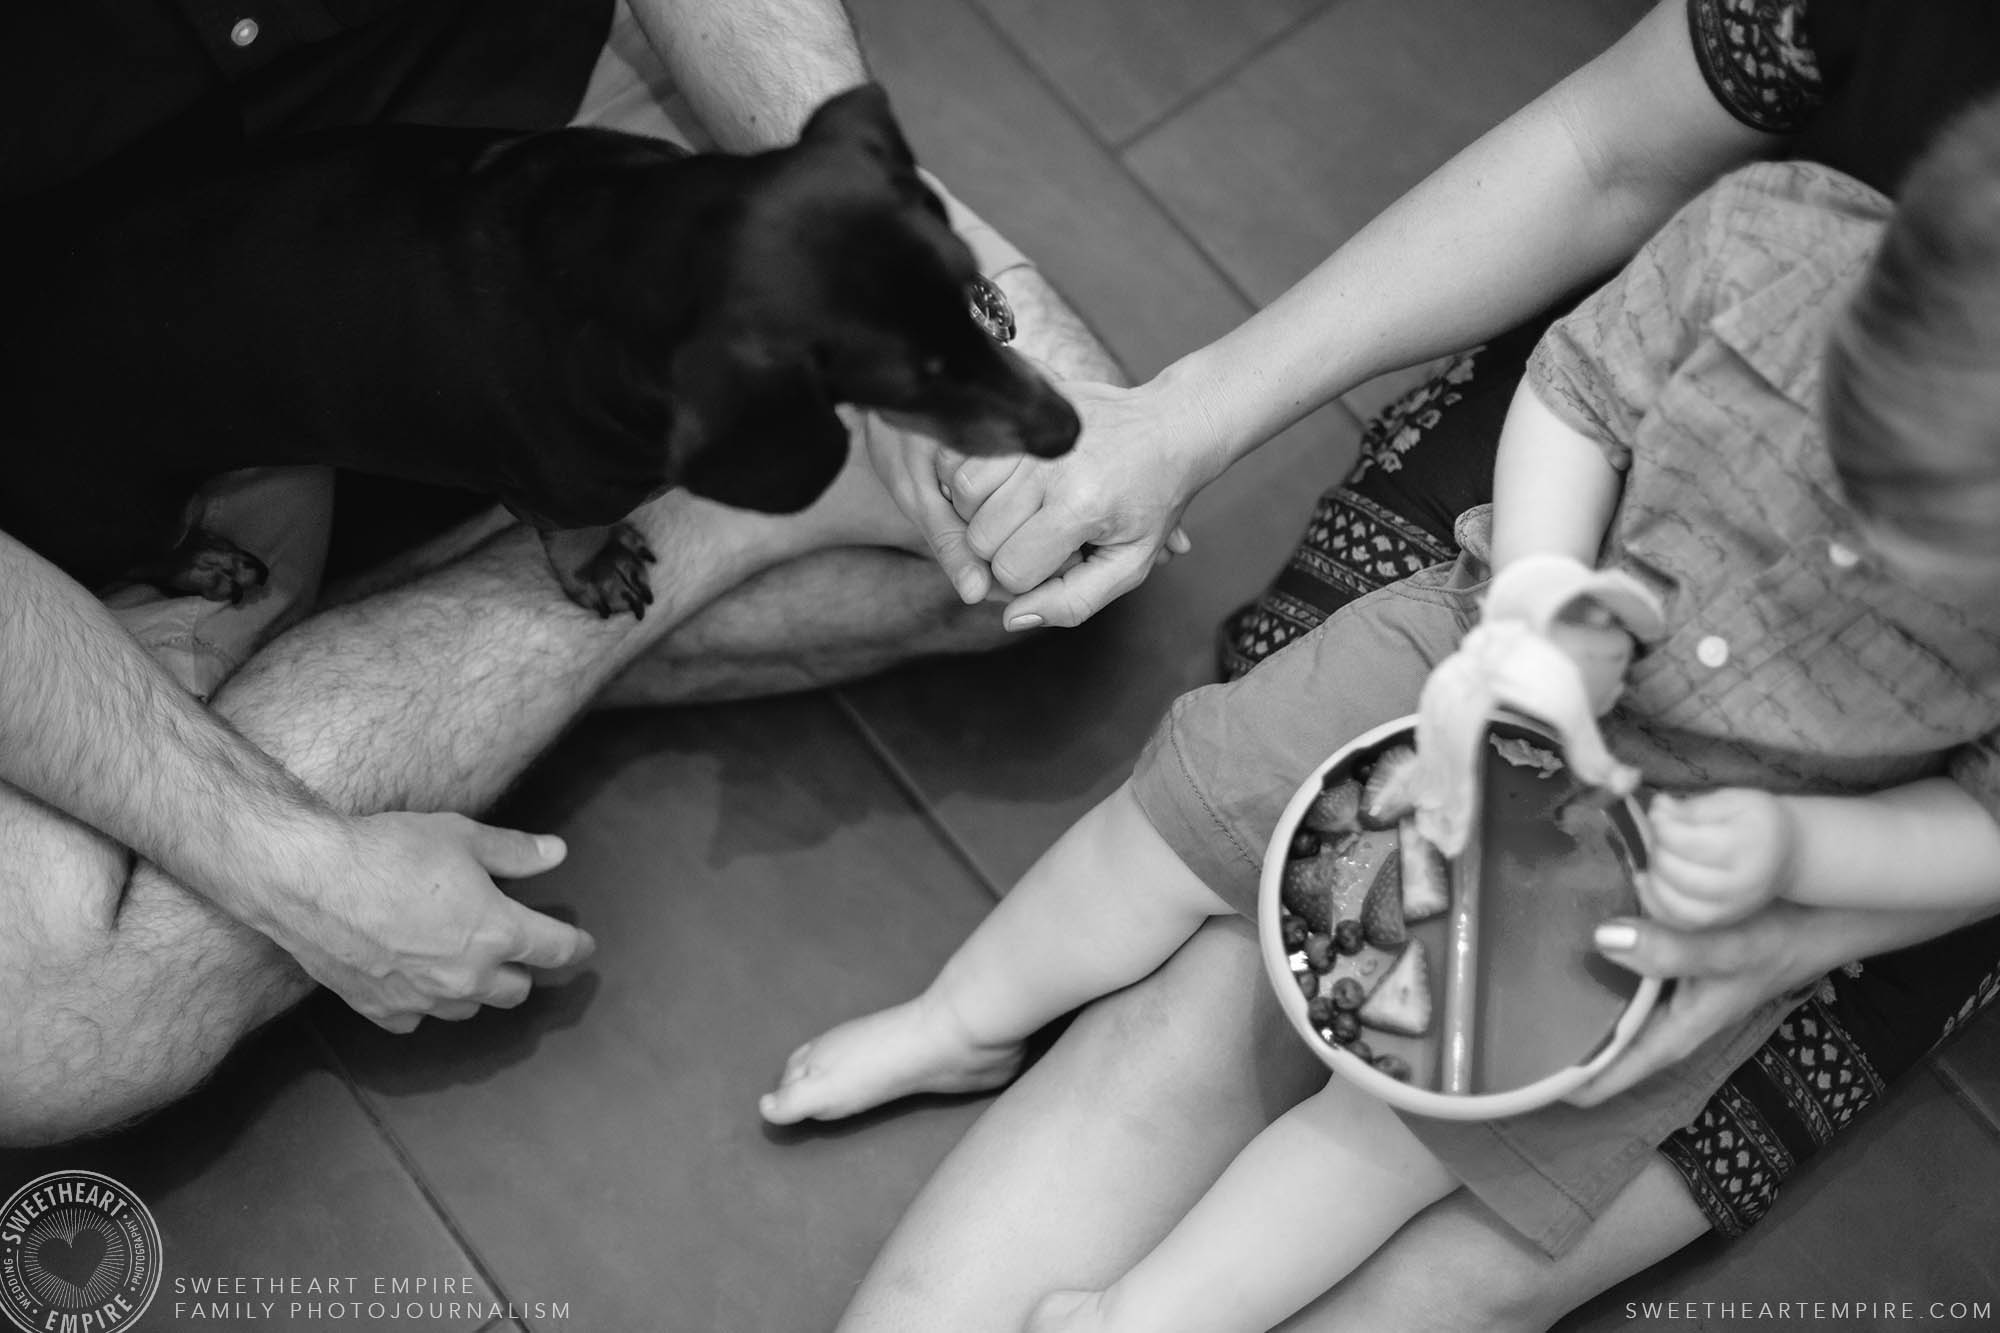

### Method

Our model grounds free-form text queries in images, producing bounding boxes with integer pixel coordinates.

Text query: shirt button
[1696,635,1730,669]
[230,17,260,47]
[1828,541,1860,570]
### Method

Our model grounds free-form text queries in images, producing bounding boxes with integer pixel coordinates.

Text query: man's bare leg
[838,919,1707,1333]
[596,548,1007,704]
[0,449,919,1145]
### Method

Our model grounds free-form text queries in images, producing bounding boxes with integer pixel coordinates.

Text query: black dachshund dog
[1,85,1079,616]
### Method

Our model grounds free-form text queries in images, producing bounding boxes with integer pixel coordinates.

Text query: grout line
[955,0,1421,437]
[952,0,1266,317]
[305,1021,538,1333]
[1109,1,1340,152]
[1931,1051,2000,1144]
[828,687,1010,902]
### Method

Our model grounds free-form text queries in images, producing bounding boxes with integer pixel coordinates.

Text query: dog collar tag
[967,275,1016,344]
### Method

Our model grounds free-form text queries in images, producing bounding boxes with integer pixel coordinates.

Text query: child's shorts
[1127,510,1791,1257]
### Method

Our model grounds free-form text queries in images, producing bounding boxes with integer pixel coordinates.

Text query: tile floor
[5,1,1998,1330]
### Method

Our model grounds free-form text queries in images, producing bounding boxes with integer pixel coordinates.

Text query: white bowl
[1258,714,1661,1120]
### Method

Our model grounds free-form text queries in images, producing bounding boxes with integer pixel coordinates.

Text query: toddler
[762,98,2000,1333]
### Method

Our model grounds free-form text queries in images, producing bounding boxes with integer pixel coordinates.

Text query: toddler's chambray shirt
[1526,159,2000,812]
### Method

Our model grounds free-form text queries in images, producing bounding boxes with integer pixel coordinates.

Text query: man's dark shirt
[0,0,615,571]
[1,0,611,201]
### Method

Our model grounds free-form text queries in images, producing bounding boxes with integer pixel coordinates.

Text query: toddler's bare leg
[759,781,1229,1123]
[1032,1073,1455,1333]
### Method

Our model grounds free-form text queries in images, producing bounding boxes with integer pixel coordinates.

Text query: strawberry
[1359,852,1408,949]
[1398,819,1450,922]
[1301,778,1363,838]
[1280,847,1340,934]
[1359,746,1419,828]
[1359,939,1432,1037]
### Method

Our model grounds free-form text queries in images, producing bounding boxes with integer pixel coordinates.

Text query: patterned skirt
[1218,321,2000,1237]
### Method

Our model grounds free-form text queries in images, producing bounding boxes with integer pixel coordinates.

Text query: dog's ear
[671,341,850,514]
[799,83,916,173]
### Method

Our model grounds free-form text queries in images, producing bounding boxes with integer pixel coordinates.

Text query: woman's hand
[1642,788,1798,929]
[941,377,1212,630]
[1564,900,1822,1106]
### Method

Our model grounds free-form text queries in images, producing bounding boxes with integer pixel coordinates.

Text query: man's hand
[1642,788,1798,929]
[943,378,1208,629]
[858,410,993,603]
[1565,901,1816,1106]
[265,812,594,1032]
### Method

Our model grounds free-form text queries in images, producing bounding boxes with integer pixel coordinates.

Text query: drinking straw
[1438,741,1487,1095]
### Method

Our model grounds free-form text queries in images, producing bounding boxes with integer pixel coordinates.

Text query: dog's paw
[555,522,658,619]
[157,531,270,605]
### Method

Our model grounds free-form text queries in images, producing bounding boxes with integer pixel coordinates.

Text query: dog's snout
[1024,389,1081,458]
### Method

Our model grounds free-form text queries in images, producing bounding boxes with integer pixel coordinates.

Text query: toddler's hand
[1641,788,1798,929]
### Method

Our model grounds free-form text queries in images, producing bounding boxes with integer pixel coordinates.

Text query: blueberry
[1304,933,1335,973]
[1289,828,1322,860]
[1306,994,1336,1029]
[1333,919,1366,956]
[1282,915,1308,951]
[1372,1053,1413,1082]
[1330,1011,1361,1044]
[1346,1038,1375,1062]
[1329,978,1367,1011]
[1294,968,1319,1000]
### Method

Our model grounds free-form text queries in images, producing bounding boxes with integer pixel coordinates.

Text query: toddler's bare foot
[758,992,1023,1125]
[1026,1289,1115,1333]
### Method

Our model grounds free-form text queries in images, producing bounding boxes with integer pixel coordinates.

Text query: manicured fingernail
[954,573,982,603]
[1594,922,1639,952]
[1007,613,1044,631]
[939,480,953,501]
[537,835,566,859]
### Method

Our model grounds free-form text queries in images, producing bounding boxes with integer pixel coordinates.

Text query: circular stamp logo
[0,1171,160,1333]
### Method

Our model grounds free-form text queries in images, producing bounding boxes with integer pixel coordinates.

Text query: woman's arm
[967,0,1780,628]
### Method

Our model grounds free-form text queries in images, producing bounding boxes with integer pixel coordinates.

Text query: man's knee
[921,581,1018,656]
[0,950,123,1148]
[0,866,304,1148]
